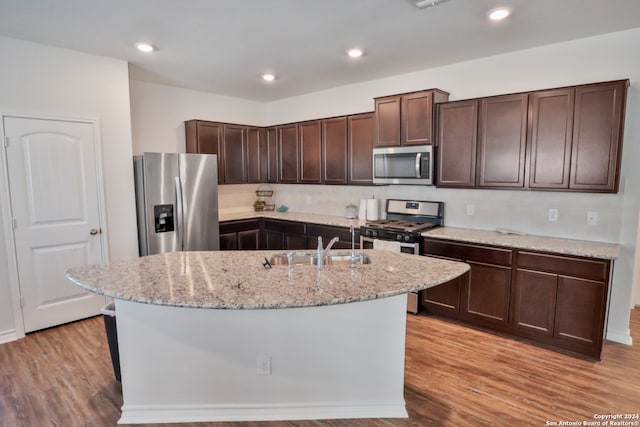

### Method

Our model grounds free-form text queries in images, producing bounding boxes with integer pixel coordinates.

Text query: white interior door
[3,116,106,333]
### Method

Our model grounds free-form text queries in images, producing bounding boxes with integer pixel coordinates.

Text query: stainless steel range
[360,199,444,314]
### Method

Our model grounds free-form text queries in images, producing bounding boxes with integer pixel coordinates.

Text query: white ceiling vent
[415,0,450,9]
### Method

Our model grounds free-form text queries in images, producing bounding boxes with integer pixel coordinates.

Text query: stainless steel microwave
[372,145,433,185]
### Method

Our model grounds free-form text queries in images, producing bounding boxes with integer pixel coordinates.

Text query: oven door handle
[415,153,422,178]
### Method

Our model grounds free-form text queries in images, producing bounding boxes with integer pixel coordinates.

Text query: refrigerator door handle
[174,176,184,251]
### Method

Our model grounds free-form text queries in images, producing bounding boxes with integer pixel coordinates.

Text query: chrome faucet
[317,236,339,270]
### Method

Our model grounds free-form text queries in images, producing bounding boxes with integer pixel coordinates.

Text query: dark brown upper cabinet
[477,93,529,188]
[402,91,434,146]
[348,113,374,185]
[375,89,449,147]
[278,124,299,183]
[374,96,400,147]
[436,100,478,187]
[266,127,279,183]
[569,81,627,192]
[221,124,248,184]
[436,79,627,194]
[322,117,348,185]
[247,127,268,183]
[298,120,322,184]
[185,120,224,183]
[528,88,575,189]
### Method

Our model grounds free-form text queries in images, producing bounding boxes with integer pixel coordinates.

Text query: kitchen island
[66,250,469,424]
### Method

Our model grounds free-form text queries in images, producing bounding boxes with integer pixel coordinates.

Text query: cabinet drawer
[220,219,261,234]
[517,251,609,282]
[263,219,306,235]
[423,239,512,266]
[307,224,353,241]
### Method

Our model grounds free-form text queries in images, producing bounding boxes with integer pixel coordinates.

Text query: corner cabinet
[375,89,449,147]
[422,237,611,359]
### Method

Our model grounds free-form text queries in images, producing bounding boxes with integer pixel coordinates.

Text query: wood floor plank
[1,309,639,426]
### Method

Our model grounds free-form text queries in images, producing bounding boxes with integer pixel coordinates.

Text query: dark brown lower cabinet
[465,261,511,328]
[512,269,557,335]
[423,275,462,315]
[422,238,611,359]
[262,219,307,250]
[554,276,606,352]
[219,219,261,250]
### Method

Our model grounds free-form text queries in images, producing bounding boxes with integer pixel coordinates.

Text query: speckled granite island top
[66,250,469,309]
[423,227,620,260]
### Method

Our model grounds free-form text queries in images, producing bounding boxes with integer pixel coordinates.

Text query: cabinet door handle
[90,228,99,235]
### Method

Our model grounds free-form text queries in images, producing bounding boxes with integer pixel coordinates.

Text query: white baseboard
[118,402,408,424]
[0,329,18,345]
[606,329,633,345]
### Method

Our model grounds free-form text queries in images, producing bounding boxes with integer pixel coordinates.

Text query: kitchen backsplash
[218,184,621,243]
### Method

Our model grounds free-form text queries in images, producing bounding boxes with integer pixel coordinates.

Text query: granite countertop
[219,210,364,228]
[423,227,620,260]
[66,250,469,309]
[221,211,620,260]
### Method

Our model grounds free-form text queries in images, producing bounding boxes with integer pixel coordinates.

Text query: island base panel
[115,295,409,424]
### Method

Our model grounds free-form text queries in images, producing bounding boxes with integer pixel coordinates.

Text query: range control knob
[396,234,403,241]
[404,235,412,242]
[371,230,378,238]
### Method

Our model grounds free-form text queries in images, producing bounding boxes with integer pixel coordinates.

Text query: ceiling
[1,0,639,102]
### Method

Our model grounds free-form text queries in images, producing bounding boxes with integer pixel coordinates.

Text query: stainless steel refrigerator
[133,152,219,256]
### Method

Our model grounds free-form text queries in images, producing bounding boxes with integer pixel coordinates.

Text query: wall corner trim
[0,329,18,345]
[605,328,633,345]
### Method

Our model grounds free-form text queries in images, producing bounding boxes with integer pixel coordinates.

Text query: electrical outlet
[257,354,271,375]
[548,208,558,222]
[587,211,598,226]
[466,204,475,216]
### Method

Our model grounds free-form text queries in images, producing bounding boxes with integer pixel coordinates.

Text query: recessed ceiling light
[488,7,511,21]
[347,48,364,58]
[135,42,155,53]
[262,74,275,82]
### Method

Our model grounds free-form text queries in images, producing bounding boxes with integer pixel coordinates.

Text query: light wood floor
[1,309,639,427]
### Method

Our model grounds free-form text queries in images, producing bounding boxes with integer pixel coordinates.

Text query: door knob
[90,228,99,235]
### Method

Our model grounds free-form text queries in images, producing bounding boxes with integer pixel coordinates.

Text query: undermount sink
[269,252,371,266]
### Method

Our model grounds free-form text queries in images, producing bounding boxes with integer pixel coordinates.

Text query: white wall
[130,80,265,154]
[0,36,139,340]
